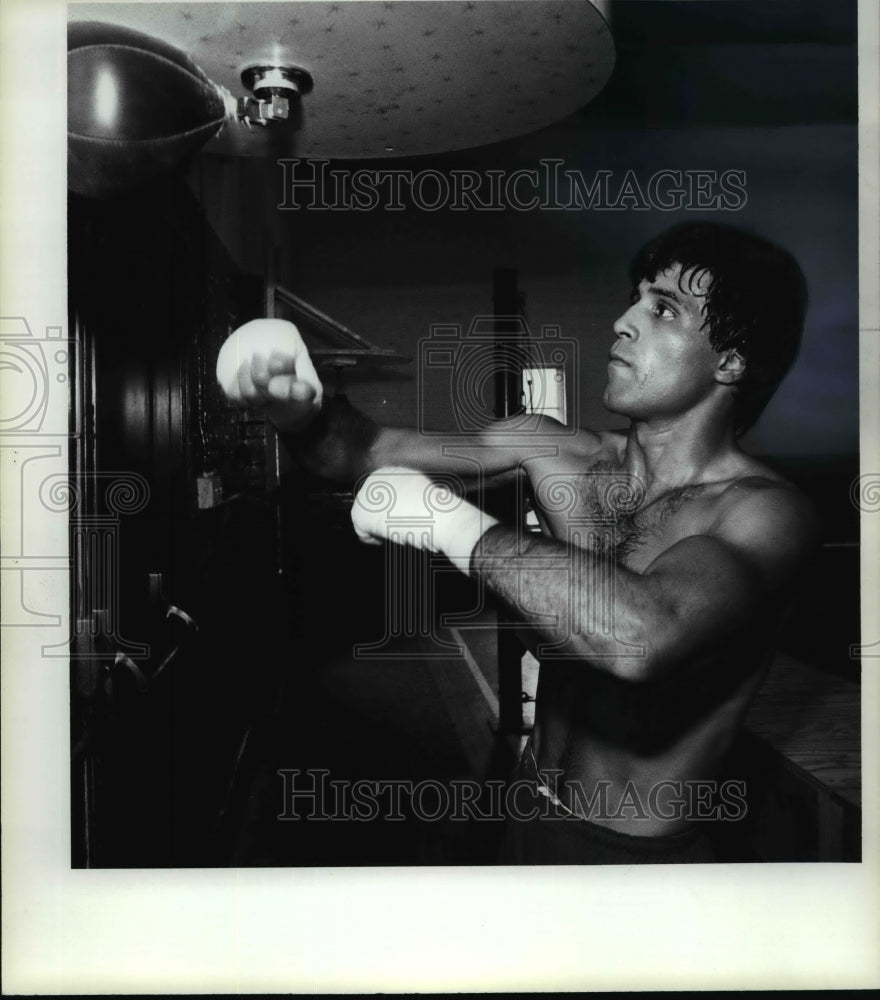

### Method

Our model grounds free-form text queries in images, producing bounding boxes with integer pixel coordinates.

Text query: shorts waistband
[516,747,704,850]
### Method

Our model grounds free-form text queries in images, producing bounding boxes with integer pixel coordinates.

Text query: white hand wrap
[351,467,499,576]
[216,318,324,412]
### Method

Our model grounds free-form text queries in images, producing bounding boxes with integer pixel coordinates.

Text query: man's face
[603,263,723,422]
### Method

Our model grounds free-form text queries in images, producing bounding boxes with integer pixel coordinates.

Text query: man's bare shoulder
[707,464,821,583]
[713,454,814,517]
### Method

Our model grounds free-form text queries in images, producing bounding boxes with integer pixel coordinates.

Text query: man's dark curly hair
[629,221,808,435]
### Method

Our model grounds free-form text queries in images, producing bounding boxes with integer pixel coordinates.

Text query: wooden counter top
[744,651,861,811]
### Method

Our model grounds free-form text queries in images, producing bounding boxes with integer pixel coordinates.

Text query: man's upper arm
[632,483,819,676]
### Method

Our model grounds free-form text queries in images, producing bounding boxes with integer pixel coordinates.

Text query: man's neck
[620,412,740,494]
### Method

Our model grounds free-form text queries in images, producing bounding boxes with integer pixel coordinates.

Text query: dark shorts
[498,759,717,866]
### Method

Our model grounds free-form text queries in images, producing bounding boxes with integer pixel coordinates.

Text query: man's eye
[653,301,675,319]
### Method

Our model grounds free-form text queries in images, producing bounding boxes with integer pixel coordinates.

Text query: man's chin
[602,388,625,416]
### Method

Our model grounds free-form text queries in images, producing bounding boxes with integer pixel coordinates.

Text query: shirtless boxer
[222,222,818,863]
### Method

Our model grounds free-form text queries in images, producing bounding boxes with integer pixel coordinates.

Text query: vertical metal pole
[492,267,522,419]
[264,236,282,574]
[492,268,526,735]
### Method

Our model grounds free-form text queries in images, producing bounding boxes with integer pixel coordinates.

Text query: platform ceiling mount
[69,1,615,159]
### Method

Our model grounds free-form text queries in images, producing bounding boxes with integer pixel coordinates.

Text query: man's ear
[715,348,746,386]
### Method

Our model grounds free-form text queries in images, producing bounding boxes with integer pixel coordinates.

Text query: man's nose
[612,304,638,339]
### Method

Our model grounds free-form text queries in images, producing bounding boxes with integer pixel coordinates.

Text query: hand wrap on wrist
[351,467,499,575]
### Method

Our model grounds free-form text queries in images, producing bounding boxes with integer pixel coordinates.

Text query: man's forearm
[470,523,657,677]
[278,397,536,487]
[279,394,380,485]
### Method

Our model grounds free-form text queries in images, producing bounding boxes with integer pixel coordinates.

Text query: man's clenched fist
[216,318,324,432]
[351,467,499,575]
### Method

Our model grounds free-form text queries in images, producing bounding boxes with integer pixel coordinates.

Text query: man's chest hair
[540,459,710,563]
